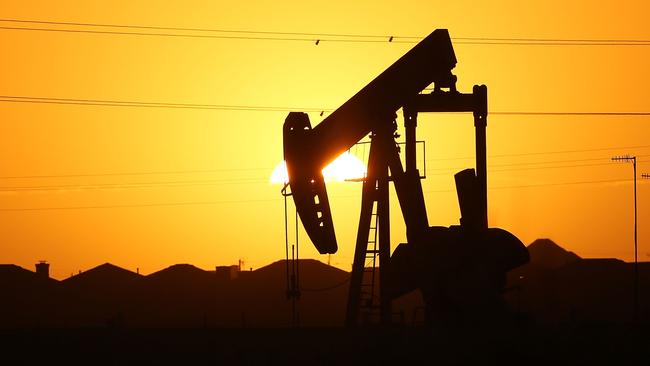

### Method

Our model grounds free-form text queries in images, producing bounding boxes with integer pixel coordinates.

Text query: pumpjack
[283,29,529,327]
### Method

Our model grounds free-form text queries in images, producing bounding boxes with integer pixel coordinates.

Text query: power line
[0,161,636,192]
[490,162,615,173]
[426,162,615,175]
[0,167,274,180]
[491,111,650,116]
[489,161,650,173]
[427,145,650,161]
[1,25,645,46]
[0,25,336,43]
[2,95,650,117]
[452,41,650,46]
[489,178,631,190]
[0,18,409,39]
[0,177,269,192]
[452,36,650,44]
[1,177,641,211]
[3,156,646,194]
[429,156,609,168]
[424,160,650,177]
[0,197,282,212]
[0,163,631,191]
[0,95,327,113]
[424,177,633,194]
[0,146,646,183]
[2,18,650,46]
[427,155,650,170]
[5,153,650,182]
[493,154,650,167]
[489,146,650,158]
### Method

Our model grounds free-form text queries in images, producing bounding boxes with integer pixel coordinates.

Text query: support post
[346,140,381,326]
[473,85,488,229]
[404,109,417,175]
[345,129,395,327]
[377,133,392,326]
[396,109,428,239]
[633,158,638,323]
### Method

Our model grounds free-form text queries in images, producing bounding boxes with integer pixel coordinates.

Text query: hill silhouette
[527,238,581,269]
[1,245,649,328]
[63,262,142,287]
[226,259,349,327]
[0,259,351,328]
[61,263,143,327]
[1,254,647,365]
[506,240,649,325]
[141,264,218,327]
[254,258,348,290]
[148,263,210,282]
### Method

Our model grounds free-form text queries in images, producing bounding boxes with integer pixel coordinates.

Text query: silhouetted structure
[0,246,648,331]
[282,29,528,326]
[611,154,639,322]
[506,239,650,325]
[0,264,59,328]
[216,265,240,281]
[527,238,581,269]
[0,260,349,328]
[35,260,49,279]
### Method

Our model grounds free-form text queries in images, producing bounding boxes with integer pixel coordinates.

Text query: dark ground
[0,324,647,365]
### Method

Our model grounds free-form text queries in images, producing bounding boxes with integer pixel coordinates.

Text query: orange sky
[1,1,649,279]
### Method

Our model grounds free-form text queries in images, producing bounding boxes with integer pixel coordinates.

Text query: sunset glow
[270,152,367,184]
[0,1,649,280]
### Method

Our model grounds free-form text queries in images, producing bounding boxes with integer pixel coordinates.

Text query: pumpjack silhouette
[283,29,529,327]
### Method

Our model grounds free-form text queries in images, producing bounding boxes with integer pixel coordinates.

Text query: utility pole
[611,155,638,323]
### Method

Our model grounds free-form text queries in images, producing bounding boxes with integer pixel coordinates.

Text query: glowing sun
[270,152,366,184]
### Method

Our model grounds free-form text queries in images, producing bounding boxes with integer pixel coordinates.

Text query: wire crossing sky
[1,94,650,115]
[3,18,650,45]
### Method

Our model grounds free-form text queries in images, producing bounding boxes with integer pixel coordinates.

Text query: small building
[215,265,240,281]
[35,261,50,279]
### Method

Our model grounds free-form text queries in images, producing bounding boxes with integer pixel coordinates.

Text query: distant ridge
[256,259,348,278]
[527,238,581,269]
[62,262,142,287]
[2,254,648,327]
[147,263,211,283]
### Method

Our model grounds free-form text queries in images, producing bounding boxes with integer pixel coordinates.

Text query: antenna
[611,154,636,163]
[611,154,638,323]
